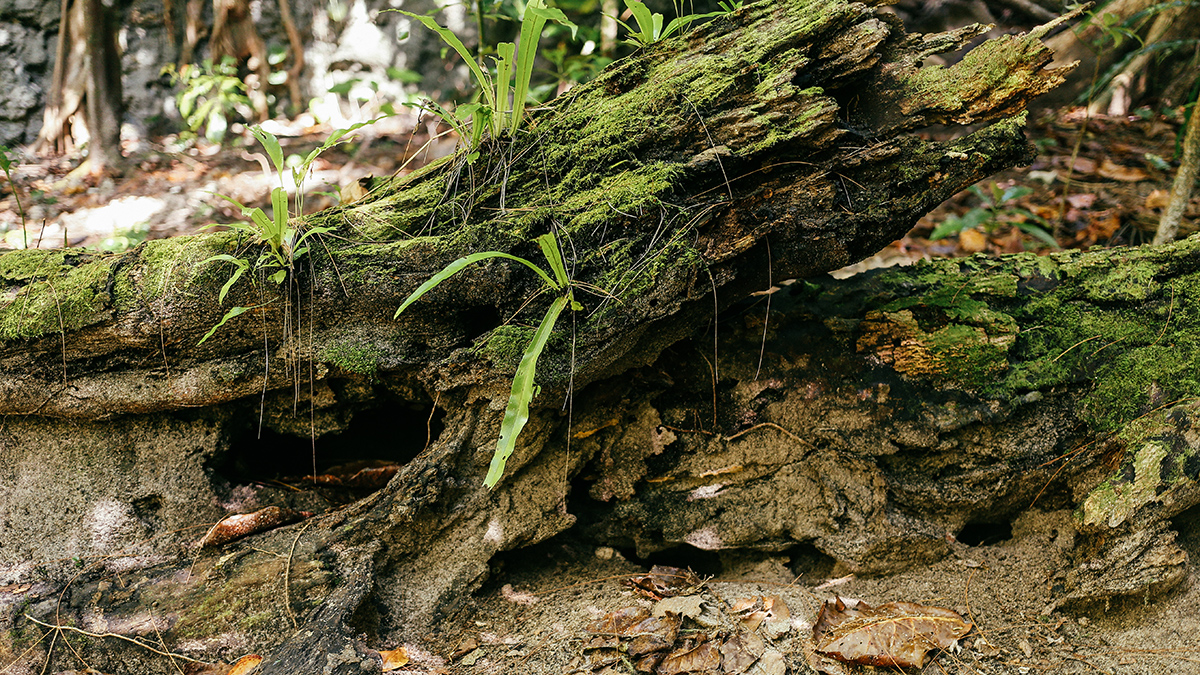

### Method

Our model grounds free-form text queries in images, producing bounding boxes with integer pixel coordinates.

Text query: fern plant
[394,233,580,488]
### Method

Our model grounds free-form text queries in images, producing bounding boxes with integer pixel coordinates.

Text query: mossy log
[0,1,1143,673]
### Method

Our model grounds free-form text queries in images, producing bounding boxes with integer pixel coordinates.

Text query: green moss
[559,163,682,232]
[484,325,535,374]
[1080,439,1169,529]
[319,339,384,377]
[0,249,118,342]
[1078,398,1200,530]
[839,238,1200,433]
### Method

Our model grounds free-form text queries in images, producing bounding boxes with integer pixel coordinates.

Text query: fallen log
[0,0,1152,672]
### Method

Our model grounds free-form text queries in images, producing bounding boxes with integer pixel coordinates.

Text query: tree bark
[34,0,124,172]
[0,2,1133,673]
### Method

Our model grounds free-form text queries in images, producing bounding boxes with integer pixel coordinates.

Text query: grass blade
[394,251,558,319]
[484,294,569,488]
[662,11,723,40]
[271,187,289,243]
[203,254,250,303]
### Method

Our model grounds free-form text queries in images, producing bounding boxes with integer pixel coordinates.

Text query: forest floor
[2,107,1200,674]
[414,505,1200,675]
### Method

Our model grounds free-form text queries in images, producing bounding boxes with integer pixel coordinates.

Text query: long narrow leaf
[662,11,723,40]
[494,42,516,135]
[484,294,569,488]
[203,254,250,304]
[625,0,656,39]
[249,208,274,239]
[270,187,289,243]
[198,305,252,344]
[526,4,579,40]
[394,251,558,319]
[390,11,496,113]
[249,126,285,181]
[536,233,569,287]
[511,3,548,133]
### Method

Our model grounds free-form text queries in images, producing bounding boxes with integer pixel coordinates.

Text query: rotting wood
[0,1,1120,673]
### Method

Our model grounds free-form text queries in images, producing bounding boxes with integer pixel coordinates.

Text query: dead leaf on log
[812,597,972,668]
[293,461,401,489]
[380,647,409,671]
[624,565,704,599]
[198,506,313,548]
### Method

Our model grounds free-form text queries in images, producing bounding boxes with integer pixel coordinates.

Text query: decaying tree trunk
[10,1,1191,673]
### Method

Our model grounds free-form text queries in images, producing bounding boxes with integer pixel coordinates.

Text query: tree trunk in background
[209,0,271,121]
[33,0,124,173]
[10,3,1183,674]
[82,0,123,174]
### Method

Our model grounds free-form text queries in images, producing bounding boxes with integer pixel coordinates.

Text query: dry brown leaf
[812,597,972,668]
[658,638,721,675]
[227,654,262,675]
[634,653,664,673]
[719,631,764,673]
[746,649,786,675]
[380,647,409,671]
[585,606,682,642]
[199,507,313,548]
[628,633,673,657]
[625,565,704,599]
[1145,189,1172,210]
[958,228,989,253]
[1097,158,1148,182]
[452,636,480,659]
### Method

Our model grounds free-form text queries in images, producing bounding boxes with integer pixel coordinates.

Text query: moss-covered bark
[0,2,1108,673]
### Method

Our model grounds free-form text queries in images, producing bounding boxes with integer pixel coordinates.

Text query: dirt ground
[3,109,1200,674]
[404,504,1200,675]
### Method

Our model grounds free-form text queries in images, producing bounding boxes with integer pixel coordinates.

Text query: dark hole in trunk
[956,519,1014,547]
[215,400,445,508]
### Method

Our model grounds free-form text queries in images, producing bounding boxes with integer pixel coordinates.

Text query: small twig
[149,607,186,675]
[23,615,207,664]
[1151,283,1176,346]
[722,421,810,445]
[424,391,440,454]
[755,236,772,381]
[284,519,315,630]
[682,94,732,201]
[1052,335,1102,363]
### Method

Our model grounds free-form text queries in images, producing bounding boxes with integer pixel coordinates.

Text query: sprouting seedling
[0,145,28,249]
[198,119,385,344]
[929,182,1059,248]
[613,0,724,47]
[394,233,580,488]
[386,1,577,159]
